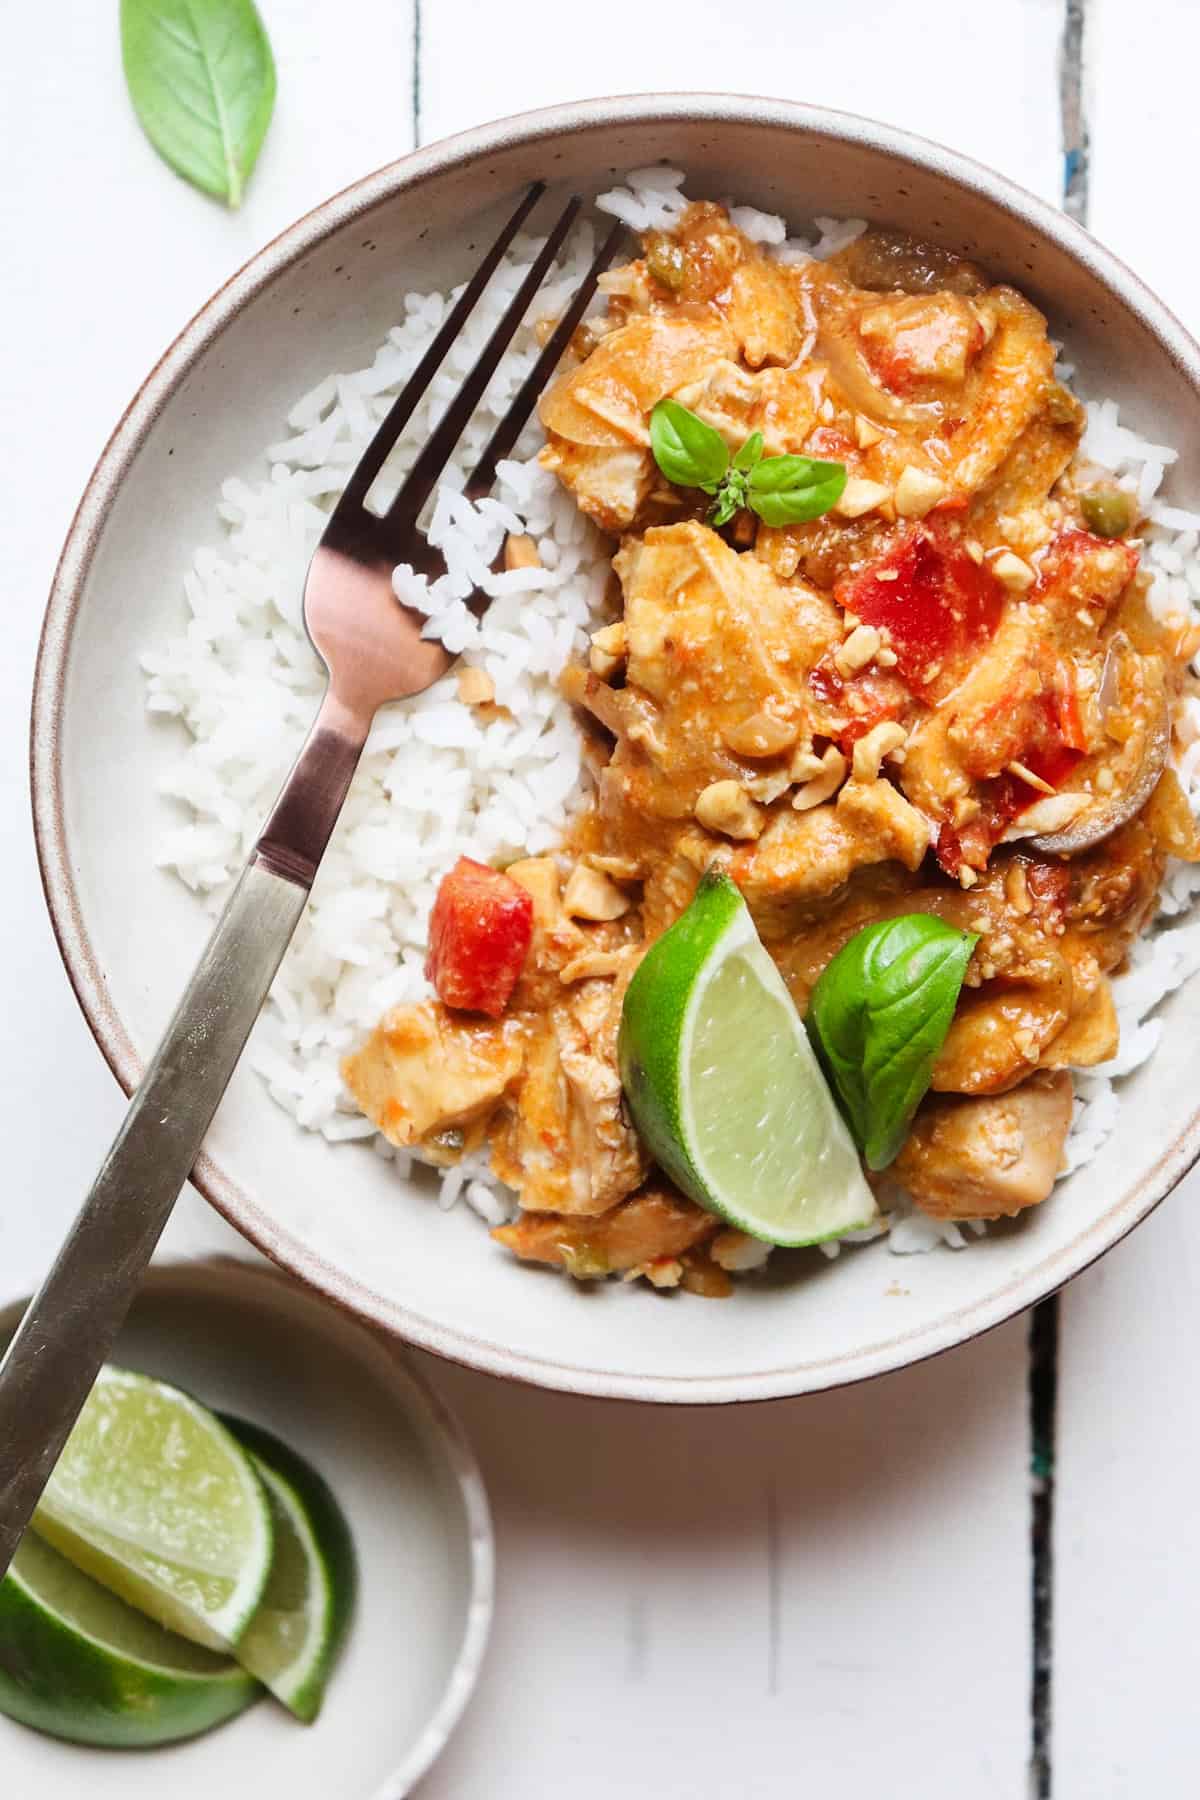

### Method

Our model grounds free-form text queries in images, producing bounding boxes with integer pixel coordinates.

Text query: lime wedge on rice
[0,1530,260,1748]
[32,1366,273,1653]
[618,868,877,1246]
[222,1417,357,1723]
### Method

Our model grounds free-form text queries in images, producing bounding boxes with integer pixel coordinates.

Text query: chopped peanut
[457,666,495,706]
[504,534,542,571]
[589,621,627,679]
[1006,760,1056,795]
[562,863,632,921]
[1001,793,1089,840]
[791,744,847,810]
[834,478,891,520]
[695,780,766,840]
[894,466,948,518]
[852,720,907,781]
[585,852,643,880]
[559,948,633,984]
[991,549,1036,593]
[834,623,882,676]
[854,415,884,450]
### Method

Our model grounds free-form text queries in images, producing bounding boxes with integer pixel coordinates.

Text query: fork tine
[384,195,583,537]
[465,217,626,503]
[333,182,545,520]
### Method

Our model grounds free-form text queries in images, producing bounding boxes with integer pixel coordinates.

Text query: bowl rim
[30,91,1200,1404]
[0,1256,494,1795]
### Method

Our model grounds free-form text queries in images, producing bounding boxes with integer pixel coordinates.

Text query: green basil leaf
[748,455,847,527]
[120,0,277,208]
[733,431,765,474]
[650,400,731,492]
[806,915,978,1170]
[709,486,741,527]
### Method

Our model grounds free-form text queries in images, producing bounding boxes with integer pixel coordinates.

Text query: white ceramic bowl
[0,1260,493,1795]
[32,95,1200,1403]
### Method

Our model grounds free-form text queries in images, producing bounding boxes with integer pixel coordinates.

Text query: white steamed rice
[142,165,1200,1259]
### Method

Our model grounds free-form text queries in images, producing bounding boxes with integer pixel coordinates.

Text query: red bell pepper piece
[426,857,533,1018]
[836,525,1005,699]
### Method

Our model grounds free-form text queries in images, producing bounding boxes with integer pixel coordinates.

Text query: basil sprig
[806,915,978,1171]
[650,400,847,529]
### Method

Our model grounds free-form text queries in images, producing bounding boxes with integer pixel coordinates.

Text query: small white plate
[0,1259,494,1797]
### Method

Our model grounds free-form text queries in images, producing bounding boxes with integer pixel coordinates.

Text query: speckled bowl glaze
[31,96,1200,1403]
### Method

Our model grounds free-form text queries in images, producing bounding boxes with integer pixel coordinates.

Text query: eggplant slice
[1027,633,1170,856]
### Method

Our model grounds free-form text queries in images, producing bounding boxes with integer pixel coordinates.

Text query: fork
[0,185,624,1574]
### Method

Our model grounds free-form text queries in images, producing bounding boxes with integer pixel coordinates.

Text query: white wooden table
[0,3,1192,1792]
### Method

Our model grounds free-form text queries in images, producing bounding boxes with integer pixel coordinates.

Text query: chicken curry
[344,202,1199,1295]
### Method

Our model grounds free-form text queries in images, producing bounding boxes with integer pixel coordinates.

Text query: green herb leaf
[733,431,764,474]
[806,915,978,1170]
[747,455,847,527]
[120,0,277,208]
[708,485,743,527]
[650,400,731,492]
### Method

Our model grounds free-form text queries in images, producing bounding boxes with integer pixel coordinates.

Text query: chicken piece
[724,254,806,368]
[894,1071,1074,1219]
[943,288,1057,494]
[645,202,807,367]
[725,778,930,930]
[343,1002,523,1157]
[1040,976,1119,1069]
[931,943,1074,1094]
[969,405,1082,537]
[505,856,588,1010]
[538,311,736,530]
[670,359,818,456]
[493,1181,717,1276]
[593,521,840,823]
[856,292,986,395]
[538,442,655,535]
[490,973,647,1216]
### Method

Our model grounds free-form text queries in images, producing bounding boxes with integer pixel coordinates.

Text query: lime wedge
[0,1530,260,1748]
[33,1366,273,1652]
[223,1417,357,1723]
[618,868,877,1246]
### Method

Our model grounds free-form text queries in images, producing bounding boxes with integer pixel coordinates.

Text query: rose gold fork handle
[0,693,370,1576]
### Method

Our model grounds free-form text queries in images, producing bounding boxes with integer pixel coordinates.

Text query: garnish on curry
[343,201,1200,1295]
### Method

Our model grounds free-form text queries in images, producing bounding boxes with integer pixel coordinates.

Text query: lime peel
[224,1416,356,1724]
[0,1530,260,1749]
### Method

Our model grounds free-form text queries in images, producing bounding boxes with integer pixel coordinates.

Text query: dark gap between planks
[412,0,424,147]
[1033,14,1090,1794]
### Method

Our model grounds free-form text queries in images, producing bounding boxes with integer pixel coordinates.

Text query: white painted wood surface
[9,1,1178,1793]
[1053,5,1200,1792]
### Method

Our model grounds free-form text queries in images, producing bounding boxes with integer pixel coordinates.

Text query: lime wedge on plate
[0,1530,260,1748]
[223,1417,357,1723]
[33,1366,273,1652]
[618,868,877,1246]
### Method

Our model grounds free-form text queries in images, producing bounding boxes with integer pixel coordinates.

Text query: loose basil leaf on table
[806,915,979,1172]
[747,455,848,526]
[649,400,731,493]
[120,0,277,208]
